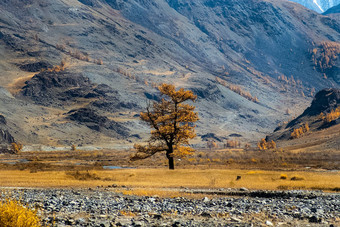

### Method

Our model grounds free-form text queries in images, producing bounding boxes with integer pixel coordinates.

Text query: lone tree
[131,83,199,169]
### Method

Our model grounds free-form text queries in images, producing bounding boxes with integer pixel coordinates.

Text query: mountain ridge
[324,3,340,14]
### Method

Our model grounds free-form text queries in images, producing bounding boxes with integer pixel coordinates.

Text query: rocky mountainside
[267,88,340,151]
[289,0,340,13]
[0,0,339,149]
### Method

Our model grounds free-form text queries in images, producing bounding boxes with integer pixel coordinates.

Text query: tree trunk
[168,156,175,170]
[166,148,175,170]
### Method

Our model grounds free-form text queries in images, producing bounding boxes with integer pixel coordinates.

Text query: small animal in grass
[236,176,241,181]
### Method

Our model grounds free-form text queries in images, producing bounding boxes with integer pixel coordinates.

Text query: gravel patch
[0,188,339,226]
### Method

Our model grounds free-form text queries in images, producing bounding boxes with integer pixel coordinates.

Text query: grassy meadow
[0,148,339,197]
[0,168,339,196]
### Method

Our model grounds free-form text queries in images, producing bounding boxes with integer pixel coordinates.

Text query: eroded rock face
[0,129,15,144]
[0,115,15,147]
[67,108,129,138]
[20,70,94,106]
[0,115,6,125]
[78,0,101,7]
[19,61,52,72]
[304,88,340,116]
[17,69,135,140]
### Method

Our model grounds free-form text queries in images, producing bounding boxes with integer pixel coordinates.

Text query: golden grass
[0,169,339,193]
[7,73,35,95]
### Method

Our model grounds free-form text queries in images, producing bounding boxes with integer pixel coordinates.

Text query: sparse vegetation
[207,140,218,149]
[95,58,103,65]
[215,77,259,103]
[224,140,240,148]
[43,60,66,72]
[0,200,41,227]
[257,138,276,150]
[66,170,101,181]
[71,144,77,151]
[69,49,91,62]
[322,107,340,123]
[10,142,23,154]
[290,176,305,181]
[280,174,288,180]
[277,74,302,87]
[311,41,340,75]
[290,123,309,139]
[56,42,104,65]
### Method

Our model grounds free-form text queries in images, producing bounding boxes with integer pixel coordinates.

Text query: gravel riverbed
[0,187,339,226]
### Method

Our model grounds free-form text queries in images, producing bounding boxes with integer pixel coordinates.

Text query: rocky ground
[1,187,339,226]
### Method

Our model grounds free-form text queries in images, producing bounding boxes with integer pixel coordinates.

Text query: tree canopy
[131,83,199,169]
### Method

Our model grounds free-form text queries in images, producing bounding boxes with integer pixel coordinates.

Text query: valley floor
[0,149,339,226]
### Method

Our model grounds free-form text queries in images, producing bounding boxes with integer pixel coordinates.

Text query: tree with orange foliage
[131,83,199,169]
[325,107,340,123]
[257,139,276,150]
[257,138,267,150]
[291,123,310,139]
[207,140,218,150]
[11,142,23,154]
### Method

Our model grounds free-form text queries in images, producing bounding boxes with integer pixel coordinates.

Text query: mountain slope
[266,88,340,152]
[0,0,339,149]
[324,3,340,14]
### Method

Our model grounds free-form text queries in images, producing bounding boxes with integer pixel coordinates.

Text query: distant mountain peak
[313,0,325,12]
[288,0,340,13]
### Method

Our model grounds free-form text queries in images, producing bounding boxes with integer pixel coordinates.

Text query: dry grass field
[0,148,339,197]
[0,168,339,195]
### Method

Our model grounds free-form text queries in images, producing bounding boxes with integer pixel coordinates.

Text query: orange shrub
[257,139,276,150]
[324,107,340,123]
[0,200,41,227]
[291,123,309,139]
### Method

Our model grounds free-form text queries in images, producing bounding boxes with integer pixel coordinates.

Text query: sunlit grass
[0,169,339,193]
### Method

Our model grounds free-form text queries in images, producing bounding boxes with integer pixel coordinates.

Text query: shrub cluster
[290,123,309,139]
[311,41,340,73]
[10,142,23,154]
[56,43,103,65]
[257,138,276,150]
[207,140,218,149]
[319,107,340,123]
[224,140,240,148]
[215,77,259,103]
[0,200,41,227]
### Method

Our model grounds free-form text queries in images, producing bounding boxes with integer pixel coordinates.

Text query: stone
[309,216,321,223]
[231,217,242,223]
[265,220,274,226]
[201,212,212,218]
